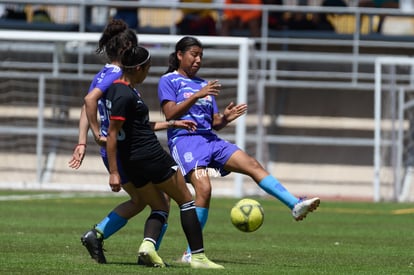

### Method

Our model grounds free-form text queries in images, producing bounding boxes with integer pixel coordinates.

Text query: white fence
[374,57,414,202]
[0,30,256,197]
[2,1,414,201]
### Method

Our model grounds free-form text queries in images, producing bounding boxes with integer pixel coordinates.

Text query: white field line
[0,192,124,201]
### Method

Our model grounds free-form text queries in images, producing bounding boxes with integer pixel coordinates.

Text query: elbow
[84,95,91,106]
[165,114,175,121]
[163,109,176,121]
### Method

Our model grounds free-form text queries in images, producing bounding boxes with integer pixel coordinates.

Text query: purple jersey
[88,64,122,139]
[87,64,130,184]
[158,71,219,142]
[158,71,239,179]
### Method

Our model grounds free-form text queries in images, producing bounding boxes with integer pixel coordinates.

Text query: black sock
[180,200,204,254]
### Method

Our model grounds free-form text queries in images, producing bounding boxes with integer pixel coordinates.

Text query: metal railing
[1,1,414,200]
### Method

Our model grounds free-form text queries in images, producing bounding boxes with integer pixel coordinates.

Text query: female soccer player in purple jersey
[68,19,168,264]
[105,44,223,269]
[157,36,321,263]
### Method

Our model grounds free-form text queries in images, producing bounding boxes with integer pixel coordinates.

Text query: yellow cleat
[138,240,165,268]
[190,253,224,269]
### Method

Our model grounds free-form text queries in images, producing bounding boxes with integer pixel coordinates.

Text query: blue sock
[95,211,128,239]
[155,223,168,251]
[186,207,208,254]
[258,175,299,209]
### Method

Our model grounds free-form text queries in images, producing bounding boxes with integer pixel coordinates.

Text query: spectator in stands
[263,0,285,30]
[176,0,217,35]
[359,0,399,33]
[313,0,347,32]
[285,0,315,30]
[286,0,346,32]
[0,4,26,20]
[359,0,399,8]
[113,0,139,30]
[31,7,53,23]
[221,0,262,37]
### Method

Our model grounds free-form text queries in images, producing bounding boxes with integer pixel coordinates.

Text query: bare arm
[68,104,89,169]
[84,88,106,146]
[107,119,123,192]
[150,120,197,131]
[161,80,221,120]
[212,102,248,131]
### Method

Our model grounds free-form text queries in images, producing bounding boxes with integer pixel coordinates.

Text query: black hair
[96,19,138,62]
[165,36,203,74]
[121,45,151,72]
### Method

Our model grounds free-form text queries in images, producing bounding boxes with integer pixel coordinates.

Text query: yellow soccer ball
[230,198,264,232]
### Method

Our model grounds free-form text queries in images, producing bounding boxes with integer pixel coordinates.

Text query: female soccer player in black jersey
[105,45,223,269]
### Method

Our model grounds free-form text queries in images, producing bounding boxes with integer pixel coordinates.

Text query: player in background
[68,19,168,264]
[105,44,223,269]
[157,36,321,263]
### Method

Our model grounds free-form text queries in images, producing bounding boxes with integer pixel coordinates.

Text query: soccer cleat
[80,229,107,264]
[137,256,145,265]
[292,197,320,221]
[138,240,165,268]
[181,251,192,263]
[138,255,170,267]
[190,253,224,269]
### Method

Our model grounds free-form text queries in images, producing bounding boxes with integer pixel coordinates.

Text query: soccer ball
[230,198,264,232]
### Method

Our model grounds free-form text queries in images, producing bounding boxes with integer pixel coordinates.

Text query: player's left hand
[174,120,197,132]
[223,102,248,122]
[68,144,86,169]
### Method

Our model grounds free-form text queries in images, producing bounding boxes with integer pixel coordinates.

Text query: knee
[130,199,146,213]
[248,157,264,170]
[194,183,212,201]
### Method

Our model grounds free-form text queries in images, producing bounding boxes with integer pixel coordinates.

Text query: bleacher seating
[0,18,78,31]
[1,1,414,200]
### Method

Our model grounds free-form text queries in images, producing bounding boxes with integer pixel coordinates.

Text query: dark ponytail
[164,36,203,74]
[165,52,179,74]
[96,19,128,55]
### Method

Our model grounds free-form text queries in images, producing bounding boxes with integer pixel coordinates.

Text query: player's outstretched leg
[258,175,320,220]
[81,228,106,264]
[292,197,320,221]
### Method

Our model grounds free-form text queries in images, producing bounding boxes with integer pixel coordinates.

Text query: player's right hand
[95,135,107,147]
[109,173,121,192]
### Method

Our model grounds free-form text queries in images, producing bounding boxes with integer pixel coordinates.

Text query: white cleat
[292,197,320,221]
[181,251,191,263]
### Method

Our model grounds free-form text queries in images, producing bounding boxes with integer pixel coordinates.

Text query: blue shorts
[102,155,129,184]
[170,134,239,180]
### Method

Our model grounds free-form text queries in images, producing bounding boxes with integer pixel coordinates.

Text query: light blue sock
[186,207,208,254]
[155,223,168,251]
[258,175,299,209]
[95,211,128,239]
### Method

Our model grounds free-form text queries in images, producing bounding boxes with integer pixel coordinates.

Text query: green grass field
[1,190,413,274]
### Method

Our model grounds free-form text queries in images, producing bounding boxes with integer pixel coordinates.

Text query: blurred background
[1,0,414,202]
